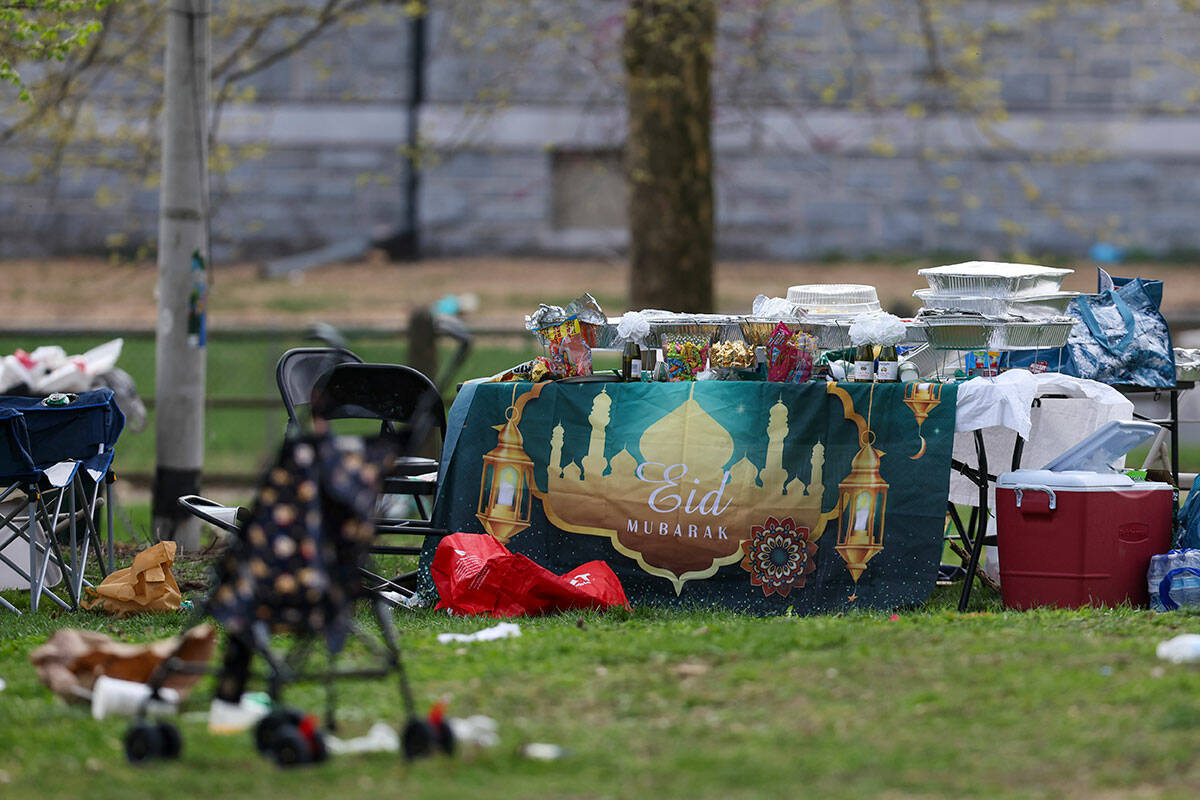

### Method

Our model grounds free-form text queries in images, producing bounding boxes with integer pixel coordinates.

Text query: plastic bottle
[853,344,875,382]
[1147,549,1200,612]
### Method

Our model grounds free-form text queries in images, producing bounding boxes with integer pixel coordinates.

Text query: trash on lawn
[0,677,6,691]
[1156,634,1200,664]
[431,533,629,617]
[437,622,522,644]
[448,715,500,751]
[29,623,215,701]
[208,693,272,735]
[91,675,179,720]
[518,742,566,761]
[325,722,400,755]
[80,541,181,616]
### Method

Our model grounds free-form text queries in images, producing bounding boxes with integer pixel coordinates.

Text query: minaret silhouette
[580,388,611,480]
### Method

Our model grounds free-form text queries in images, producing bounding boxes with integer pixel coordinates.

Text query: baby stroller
[123,424,453,765]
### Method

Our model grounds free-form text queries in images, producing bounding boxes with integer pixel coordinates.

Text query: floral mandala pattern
[740,515,817,598]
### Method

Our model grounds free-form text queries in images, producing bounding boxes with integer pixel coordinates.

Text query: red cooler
[995,421,1174,610]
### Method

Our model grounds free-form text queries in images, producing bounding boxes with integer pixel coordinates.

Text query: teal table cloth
[420,379,958,614]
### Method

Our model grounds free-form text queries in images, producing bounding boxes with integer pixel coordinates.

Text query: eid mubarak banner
[426,380,958,614]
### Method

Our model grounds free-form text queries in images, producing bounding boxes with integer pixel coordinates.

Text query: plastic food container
[918,262,1073,297]
[995,421,1174,610]
[786,284,881,316]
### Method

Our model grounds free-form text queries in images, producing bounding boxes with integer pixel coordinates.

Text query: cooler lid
[997,469,1174,490]
[998,469,1136,489]
[1041,420,1162,474]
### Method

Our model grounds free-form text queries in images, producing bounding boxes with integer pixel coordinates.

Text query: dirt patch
[1,255,1198,330]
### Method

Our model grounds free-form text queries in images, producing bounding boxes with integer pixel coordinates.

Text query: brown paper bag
[80,541,182,616]
[29,623,216,700]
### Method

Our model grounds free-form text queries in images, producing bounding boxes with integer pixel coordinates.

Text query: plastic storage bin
[995,420,1174,610]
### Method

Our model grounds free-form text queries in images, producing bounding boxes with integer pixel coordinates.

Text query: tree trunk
[153,0,210,551]
[624,0,716,313]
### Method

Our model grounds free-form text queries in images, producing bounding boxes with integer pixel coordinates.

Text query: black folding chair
[275,346,364,438]
[310,363,450,594]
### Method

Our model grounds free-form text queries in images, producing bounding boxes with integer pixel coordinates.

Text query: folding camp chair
[310,363,450,593]
[0,390,123,612]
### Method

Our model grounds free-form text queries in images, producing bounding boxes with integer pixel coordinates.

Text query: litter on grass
[1156,634,1200,663]
[437,622,521,644]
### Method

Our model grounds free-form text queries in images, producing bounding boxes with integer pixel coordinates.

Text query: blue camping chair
[0,390,124,612]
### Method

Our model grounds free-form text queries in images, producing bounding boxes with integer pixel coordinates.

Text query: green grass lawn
[5,580,1200,799]
[3,335,1200,797]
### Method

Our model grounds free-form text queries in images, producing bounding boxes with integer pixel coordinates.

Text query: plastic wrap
[848,312,908,347]
[615,311,653,347]
[752,294,802,318]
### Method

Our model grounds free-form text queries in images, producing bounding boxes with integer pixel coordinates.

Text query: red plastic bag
[431,533,630,617]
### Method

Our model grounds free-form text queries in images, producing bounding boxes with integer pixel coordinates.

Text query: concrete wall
[6,0,1200,261]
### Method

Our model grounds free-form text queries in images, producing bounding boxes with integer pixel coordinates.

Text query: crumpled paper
[437,622,521,644]
[29,623,216,701]
[849,312,907,347]
[80,541,181,616]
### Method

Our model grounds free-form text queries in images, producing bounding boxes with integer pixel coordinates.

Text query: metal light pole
[153,0,210,551]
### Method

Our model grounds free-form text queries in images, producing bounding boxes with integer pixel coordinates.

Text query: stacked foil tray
[913,261,1077,351]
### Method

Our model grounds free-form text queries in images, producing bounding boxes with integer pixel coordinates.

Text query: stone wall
[6,0,1200,261]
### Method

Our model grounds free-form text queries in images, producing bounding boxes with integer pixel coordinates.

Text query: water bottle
[1147,549,1200,612]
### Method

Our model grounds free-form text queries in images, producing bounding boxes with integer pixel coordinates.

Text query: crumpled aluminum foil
[525,293,607,344]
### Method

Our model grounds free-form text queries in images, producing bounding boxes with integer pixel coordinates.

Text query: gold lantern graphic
[476,383,546,543]
[902,380,943,460]
[835,433,888,589]
[826,383,891,595]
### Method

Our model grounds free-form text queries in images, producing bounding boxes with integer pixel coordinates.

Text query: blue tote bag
[1005,277,1175,388]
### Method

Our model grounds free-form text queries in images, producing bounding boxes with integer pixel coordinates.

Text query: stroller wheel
[307,729,328,763]
[124,722,163,764]
[402,718,436,760]
[434,719,456,756]
[157,721,183,759]
[272,725,312,767]
[255,708,304,755]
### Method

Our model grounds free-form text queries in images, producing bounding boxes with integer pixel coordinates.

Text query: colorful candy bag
[526,293,607,378]
[765,322,797,382]
[662,338,707,381]
[540,317,595,377]
[764,322,819,383]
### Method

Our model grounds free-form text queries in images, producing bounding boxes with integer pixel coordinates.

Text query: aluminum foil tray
[918,262,1073,297]
[738,317,800,347]
[791,319,927,350]
[919,316,1073,351]
[650,314,741,345]
[914,289,1079,318]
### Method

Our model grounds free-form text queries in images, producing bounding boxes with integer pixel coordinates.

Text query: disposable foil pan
[913,289,1079,318]
[650,314,741,345]
[739,317,800,347]
[918,262,1073,297]
[919,317,1073,351]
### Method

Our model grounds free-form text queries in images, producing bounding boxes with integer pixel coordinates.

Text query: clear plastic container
[786,284,881,316]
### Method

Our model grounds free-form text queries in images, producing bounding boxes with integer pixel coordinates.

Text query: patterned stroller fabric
[209,434,395,651]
